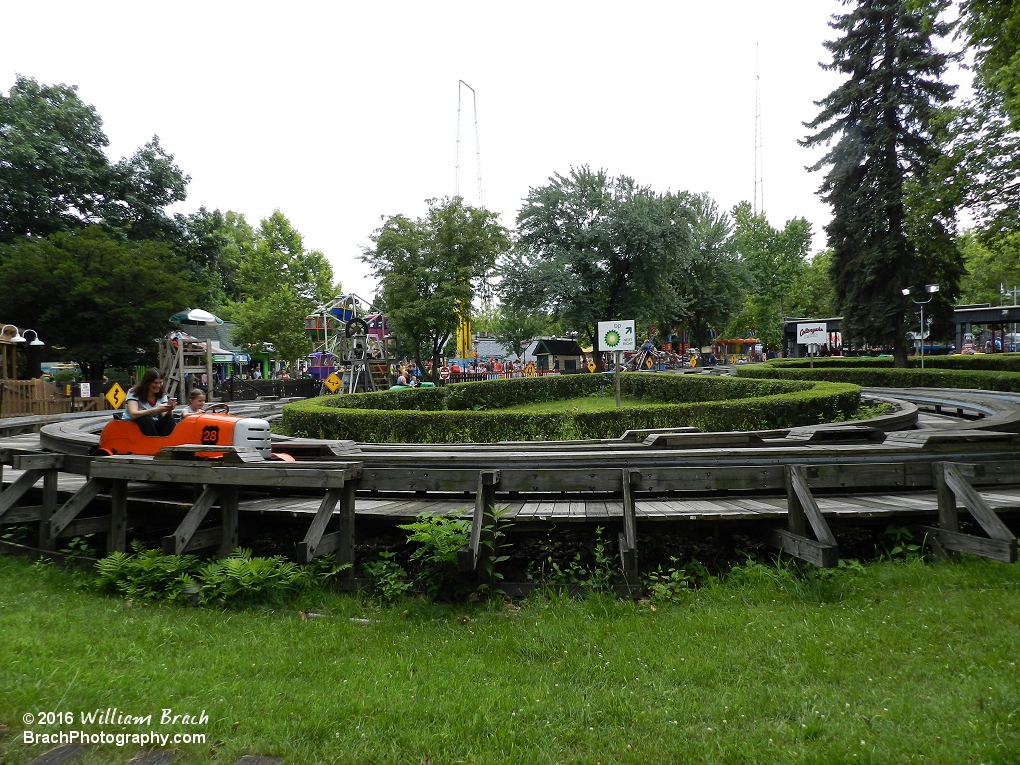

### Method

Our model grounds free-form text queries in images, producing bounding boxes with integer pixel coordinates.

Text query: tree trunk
[892,344,908,368]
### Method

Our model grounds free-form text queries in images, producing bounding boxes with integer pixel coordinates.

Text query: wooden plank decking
[237,485,1020,522]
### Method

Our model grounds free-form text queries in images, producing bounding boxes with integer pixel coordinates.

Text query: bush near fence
[281,375,861,443]
[763,353,1020,373]
[737,364,1020,391]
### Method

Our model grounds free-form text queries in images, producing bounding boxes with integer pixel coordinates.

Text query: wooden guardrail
[2,439,1019,576]
[87,453,363,563]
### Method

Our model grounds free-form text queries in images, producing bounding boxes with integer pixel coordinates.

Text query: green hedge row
[315,374,815,412]
[763,353,1020,373]
[281,375,861,443]
[737,365,1020,391]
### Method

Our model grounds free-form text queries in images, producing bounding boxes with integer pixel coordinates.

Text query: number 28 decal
[201,425,220,444]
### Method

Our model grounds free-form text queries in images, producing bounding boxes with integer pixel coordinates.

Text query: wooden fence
[0,379,71,418]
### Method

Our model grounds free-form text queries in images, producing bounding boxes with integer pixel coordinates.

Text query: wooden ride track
[1,388,1018,580]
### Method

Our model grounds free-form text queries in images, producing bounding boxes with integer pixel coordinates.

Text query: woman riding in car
[119,368,176,436]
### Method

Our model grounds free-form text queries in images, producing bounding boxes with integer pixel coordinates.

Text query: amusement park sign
[597,320,636,352]
[796,323,828,345]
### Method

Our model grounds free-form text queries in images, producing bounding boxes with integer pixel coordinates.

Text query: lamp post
[1,325,26,381]
[1,325,26,344]
[21,330,45,379]
[901,285,939,369]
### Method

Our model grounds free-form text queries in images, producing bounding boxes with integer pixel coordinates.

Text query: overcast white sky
[4,1,898,301]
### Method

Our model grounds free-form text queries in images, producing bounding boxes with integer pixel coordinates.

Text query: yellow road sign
[105,382,126,409]
[689,355,698,367]
[323,372,341,393]
[586,360,596,373]
[524,362,536,377]
[645,356,653,369]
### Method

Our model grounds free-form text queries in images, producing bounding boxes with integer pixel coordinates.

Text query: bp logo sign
[596,320,636,352]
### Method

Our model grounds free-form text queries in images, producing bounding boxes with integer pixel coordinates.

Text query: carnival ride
[304,295,392,394]
[620,337,695,371]
[97,406,275,459]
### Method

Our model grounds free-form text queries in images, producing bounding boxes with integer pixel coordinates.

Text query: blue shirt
[117,390,169,420]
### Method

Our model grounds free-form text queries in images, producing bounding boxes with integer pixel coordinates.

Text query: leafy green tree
[0,227,203,378]
[958,230,1020,306]
[363,197,509,378]
[959,0,1020,125]
[802,0,961,365]
[471,301,499,335]
[491,302,555,360]
[503,167,695,353]
[947,88,1020,239]
[171,207,255,308]
[660,194,745,349]
[0,76,111,242]
[103,136,190,242]
[0,76,191,246]
[229,211,334,367]
[787,250,837,319]
[728,202,812,348]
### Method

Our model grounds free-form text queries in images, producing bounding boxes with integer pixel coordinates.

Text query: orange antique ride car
[97,403,275,459]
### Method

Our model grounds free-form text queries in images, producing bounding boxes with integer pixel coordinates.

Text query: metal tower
[753,43,765,215]
[455,80,484,207]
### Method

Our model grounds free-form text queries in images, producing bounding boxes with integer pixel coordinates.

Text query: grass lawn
[1,554,1019,764]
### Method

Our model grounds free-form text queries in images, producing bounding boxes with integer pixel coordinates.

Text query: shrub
[362,552,413,604]
[93,543,348,605]
[281,375,861,443]
[737,364,1020,391]
[763,353,1020,373]
[398,514,472,599]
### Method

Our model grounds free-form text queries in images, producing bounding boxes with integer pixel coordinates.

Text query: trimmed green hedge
[762,353,1020,373]
[737,364,1020,391]
[281,375,861,443]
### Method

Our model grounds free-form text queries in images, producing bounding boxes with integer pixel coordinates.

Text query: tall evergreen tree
[802,0,961,364]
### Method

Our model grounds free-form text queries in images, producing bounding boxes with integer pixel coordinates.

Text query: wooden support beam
[1,505,43,523]
[942,463,1016,542]
[460,470,501,576]
[785,465,806,537]
[297,488,343,563]
[768,529,840,568]
[91,457,361,489]
[183,526,225,553]
[162,485,222,555]
[786,465,837,546]
[310,530,343,557]
[927,462,1017,564]
[618,469,641,584]
[336,478,357,574]
[12,453,64,471]
[920,526,1017,564]
[219,485,239,557]
[107,480,127,553]
[0,468,43,520]
[773,465,839,567]
[38,469,57,551]
[64,516,113,536]
[933,461,958,534]
[49,478,111,537]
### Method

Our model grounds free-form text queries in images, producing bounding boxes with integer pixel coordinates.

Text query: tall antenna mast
[753,43,764,215]
[455,80,484,207]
